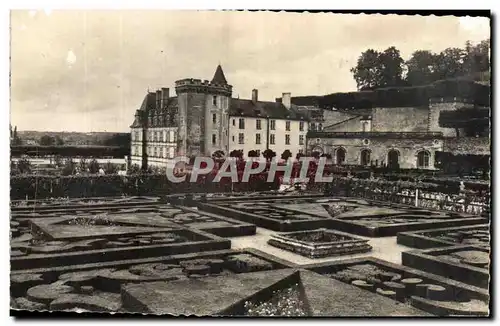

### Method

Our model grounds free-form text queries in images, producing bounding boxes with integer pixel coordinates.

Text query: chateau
[130,65,310,167]
[130,65,490,171]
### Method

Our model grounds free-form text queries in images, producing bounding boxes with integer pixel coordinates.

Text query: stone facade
[307,136,443,169]
[305,98,476,170]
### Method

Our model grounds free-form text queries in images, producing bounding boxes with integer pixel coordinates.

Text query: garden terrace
[303,257,489,316]
[198,196,487,236]
[397,225,490,250]
[10,248,298,314]
[402,245,490,289]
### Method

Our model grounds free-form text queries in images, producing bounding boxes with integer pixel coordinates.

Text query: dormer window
[212,95,217,107]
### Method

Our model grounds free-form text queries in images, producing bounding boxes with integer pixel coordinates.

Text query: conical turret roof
[211,64,228,85]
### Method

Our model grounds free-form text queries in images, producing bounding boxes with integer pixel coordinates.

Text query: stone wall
[371,107,429,132]
[325,115,364,132]
[427,100,475,137]
[307,137,444,169]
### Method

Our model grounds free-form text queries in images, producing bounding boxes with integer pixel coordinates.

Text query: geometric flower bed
[402,245,490,289]
[268,228,372,258]
[397,225,490,250]
[198,196,488,236]
[302,257,490,316]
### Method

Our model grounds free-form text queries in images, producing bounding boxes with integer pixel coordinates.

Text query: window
[163,131,167,142]
[239,118,245,129]
[212,95,217,106]
[153,147,157,157]
[299,149,304,154]
[270,134,275,145]
[362,122,368,132]
[256,134,261,145]
[168,147,175,158]
[299,135,304,145]
[285,121,291,131]
[299,121,304,131]
[310,123,316,131]
[360,149,371,166]
[172,132,177,143]
[149,131,153,141]
[232,119,235,126]
[232,135,235,142]
[163,147,167,158]
[270,120,276,130]
[212,134,217,145]
[238,133,244,144]
[256,119,261,130]
[285,134,290,145]
[256,150,261,157]
[166,130,171,143]
[212,113,217,124]
[417,150,430,168]
[318,123,323,131]
[336,148,346,165]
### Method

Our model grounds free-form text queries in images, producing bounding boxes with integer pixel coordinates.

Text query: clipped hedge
[10,173,280,200]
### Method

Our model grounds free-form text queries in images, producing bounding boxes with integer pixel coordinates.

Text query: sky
[10,11,490,132]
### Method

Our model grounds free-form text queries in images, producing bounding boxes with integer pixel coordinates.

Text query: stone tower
[175,65,232,156]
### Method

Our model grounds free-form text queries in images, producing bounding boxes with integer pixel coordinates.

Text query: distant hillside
[16,131,130,147]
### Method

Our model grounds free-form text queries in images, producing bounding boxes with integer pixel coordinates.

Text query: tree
[16,157,31,174]
[350,47,405,90]
[53,155,63,167]
[11,126,22,146]
[405,50,437,86]
[229,150,243,159]
[350,49,383,90]
[128,164,141,175]
[212,150,225,159]
[262,149,276,161]
[463,39,490,78]
[79,158,88,172]
[40,135,55,146]
[379,46,405,88]
[88,159,100,174]
[248,150,259,158]
[281,150,292,161]
[62,158,75,176]
[105,161,118,174]
[55,136,64,146]
[433,47,467,80]
[296,153,305,160]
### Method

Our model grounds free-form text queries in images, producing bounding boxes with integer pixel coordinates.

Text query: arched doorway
[387,149,400,169]
[336,147,346,165]
[360,149,371,166]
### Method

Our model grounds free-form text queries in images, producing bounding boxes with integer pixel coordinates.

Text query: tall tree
[432,47,467,80]
[350,49,382,90]
[379,46,405,88]
[405,50,437,86]
[350,47,405,90]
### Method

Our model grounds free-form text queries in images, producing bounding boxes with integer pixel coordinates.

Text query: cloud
[10,11,490,132]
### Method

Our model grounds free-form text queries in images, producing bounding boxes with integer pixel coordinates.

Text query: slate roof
[211,65,228,85]
[229,99,309,121]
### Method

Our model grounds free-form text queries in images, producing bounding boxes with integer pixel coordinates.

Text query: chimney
[161,88,169,108]
[155,90,162,109]
[252,89,258,103]
[282,92,291,109]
